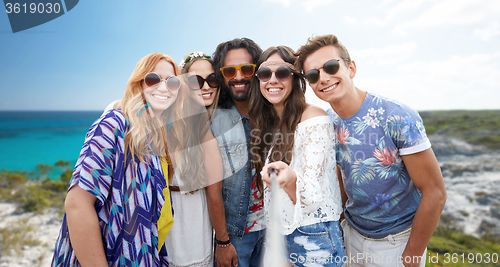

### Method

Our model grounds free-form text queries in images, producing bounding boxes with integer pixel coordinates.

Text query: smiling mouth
[202,93,213,99]
[152,94,170,100]
[267,88,282,94]
[232,83,247,89]
[321,82,339,92]
[228,79,251,90]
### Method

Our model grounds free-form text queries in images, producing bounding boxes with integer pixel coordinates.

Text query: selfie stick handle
[267,167,287,267]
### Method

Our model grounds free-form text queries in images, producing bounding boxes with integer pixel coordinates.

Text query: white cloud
[473,21,500,41]
[345,0,500,36]
[261,0,335,11]
[344,15,358,25]
[304,52,500,111]
[381,0,395,4]
[362,0,431,27]
[393,0,500,35]
[300,0,335,12]
[355,53,500,110]
[264,0,292,7]
[351,43,417,65]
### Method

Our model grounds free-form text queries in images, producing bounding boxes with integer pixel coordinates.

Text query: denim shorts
[286,221,345,267]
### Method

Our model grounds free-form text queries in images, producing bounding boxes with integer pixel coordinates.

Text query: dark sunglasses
[304,59,342,84]
[220,64,256,79]
[256,66,293,82]
[188,73,219,90]
[144,72,181,91]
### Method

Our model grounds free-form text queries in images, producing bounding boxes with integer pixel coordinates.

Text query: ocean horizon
[0,111,104,177]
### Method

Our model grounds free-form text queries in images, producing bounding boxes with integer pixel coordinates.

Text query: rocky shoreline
[431,136,500,237]
[1,136,499,266]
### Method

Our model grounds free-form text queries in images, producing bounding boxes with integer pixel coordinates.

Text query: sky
[0,0,499,111]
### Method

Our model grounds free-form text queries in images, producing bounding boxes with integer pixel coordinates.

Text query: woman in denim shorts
[249,46,345,267]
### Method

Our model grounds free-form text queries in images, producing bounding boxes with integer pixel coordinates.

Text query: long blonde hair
[117,52,208,189]
[116,53,181,183]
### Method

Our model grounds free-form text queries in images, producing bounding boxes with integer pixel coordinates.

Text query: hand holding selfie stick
[267,168,287,267]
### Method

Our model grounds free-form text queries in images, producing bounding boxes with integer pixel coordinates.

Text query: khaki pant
[341,220,426,267]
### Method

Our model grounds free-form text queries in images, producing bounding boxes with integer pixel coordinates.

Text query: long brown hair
[248,46,307,197]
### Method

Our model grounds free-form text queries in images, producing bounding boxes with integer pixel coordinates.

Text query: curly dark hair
[248,45,307,198]
[212,38,262,108]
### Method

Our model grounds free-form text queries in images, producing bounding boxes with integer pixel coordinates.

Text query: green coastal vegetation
[0,160,71,214]
[0,160,70,257]
[426,215,500,266]
[420,110,500,150]
[1,110,499,263]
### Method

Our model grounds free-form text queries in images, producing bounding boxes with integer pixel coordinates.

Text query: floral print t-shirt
[327,93,431,239]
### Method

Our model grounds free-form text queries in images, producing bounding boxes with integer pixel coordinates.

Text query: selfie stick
[267,168,287,267]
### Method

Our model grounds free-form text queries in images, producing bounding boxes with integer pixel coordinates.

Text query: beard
[226,79,251,102]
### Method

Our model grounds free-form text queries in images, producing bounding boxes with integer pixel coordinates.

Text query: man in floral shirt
[295,34,446,267]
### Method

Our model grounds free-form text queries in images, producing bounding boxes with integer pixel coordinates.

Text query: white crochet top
[264,115,342,235]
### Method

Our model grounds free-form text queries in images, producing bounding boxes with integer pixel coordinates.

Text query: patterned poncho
[52,109,171,266]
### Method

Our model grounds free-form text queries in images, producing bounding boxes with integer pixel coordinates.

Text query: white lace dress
[264,115,343,235]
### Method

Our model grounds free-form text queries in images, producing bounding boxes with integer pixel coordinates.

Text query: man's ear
[349,60,356,79]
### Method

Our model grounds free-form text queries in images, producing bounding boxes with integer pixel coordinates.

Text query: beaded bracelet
[217,242,231,248]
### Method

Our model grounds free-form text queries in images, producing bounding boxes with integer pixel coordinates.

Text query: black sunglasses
[256,66,293,82]
[304,59,342,84]
[188,74,219,90]
[144,72,181,91]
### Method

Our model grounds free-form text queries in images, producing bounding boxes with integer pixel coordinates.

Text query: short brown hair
[295,34,351,72]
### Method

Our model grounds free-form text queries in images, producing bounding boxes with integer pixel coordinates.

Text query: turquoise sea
[0,111,103,177]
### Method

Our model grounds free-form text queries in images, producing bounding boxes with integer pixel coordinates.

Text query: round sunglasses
[220,64,256,80]
[256,66,293,82]
[304,59,343,84]
[188,73,219,90]
[144,72,181,91]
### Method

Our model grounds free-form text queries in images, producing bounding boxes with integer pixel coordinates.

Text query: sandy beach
[0,203,62,267]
